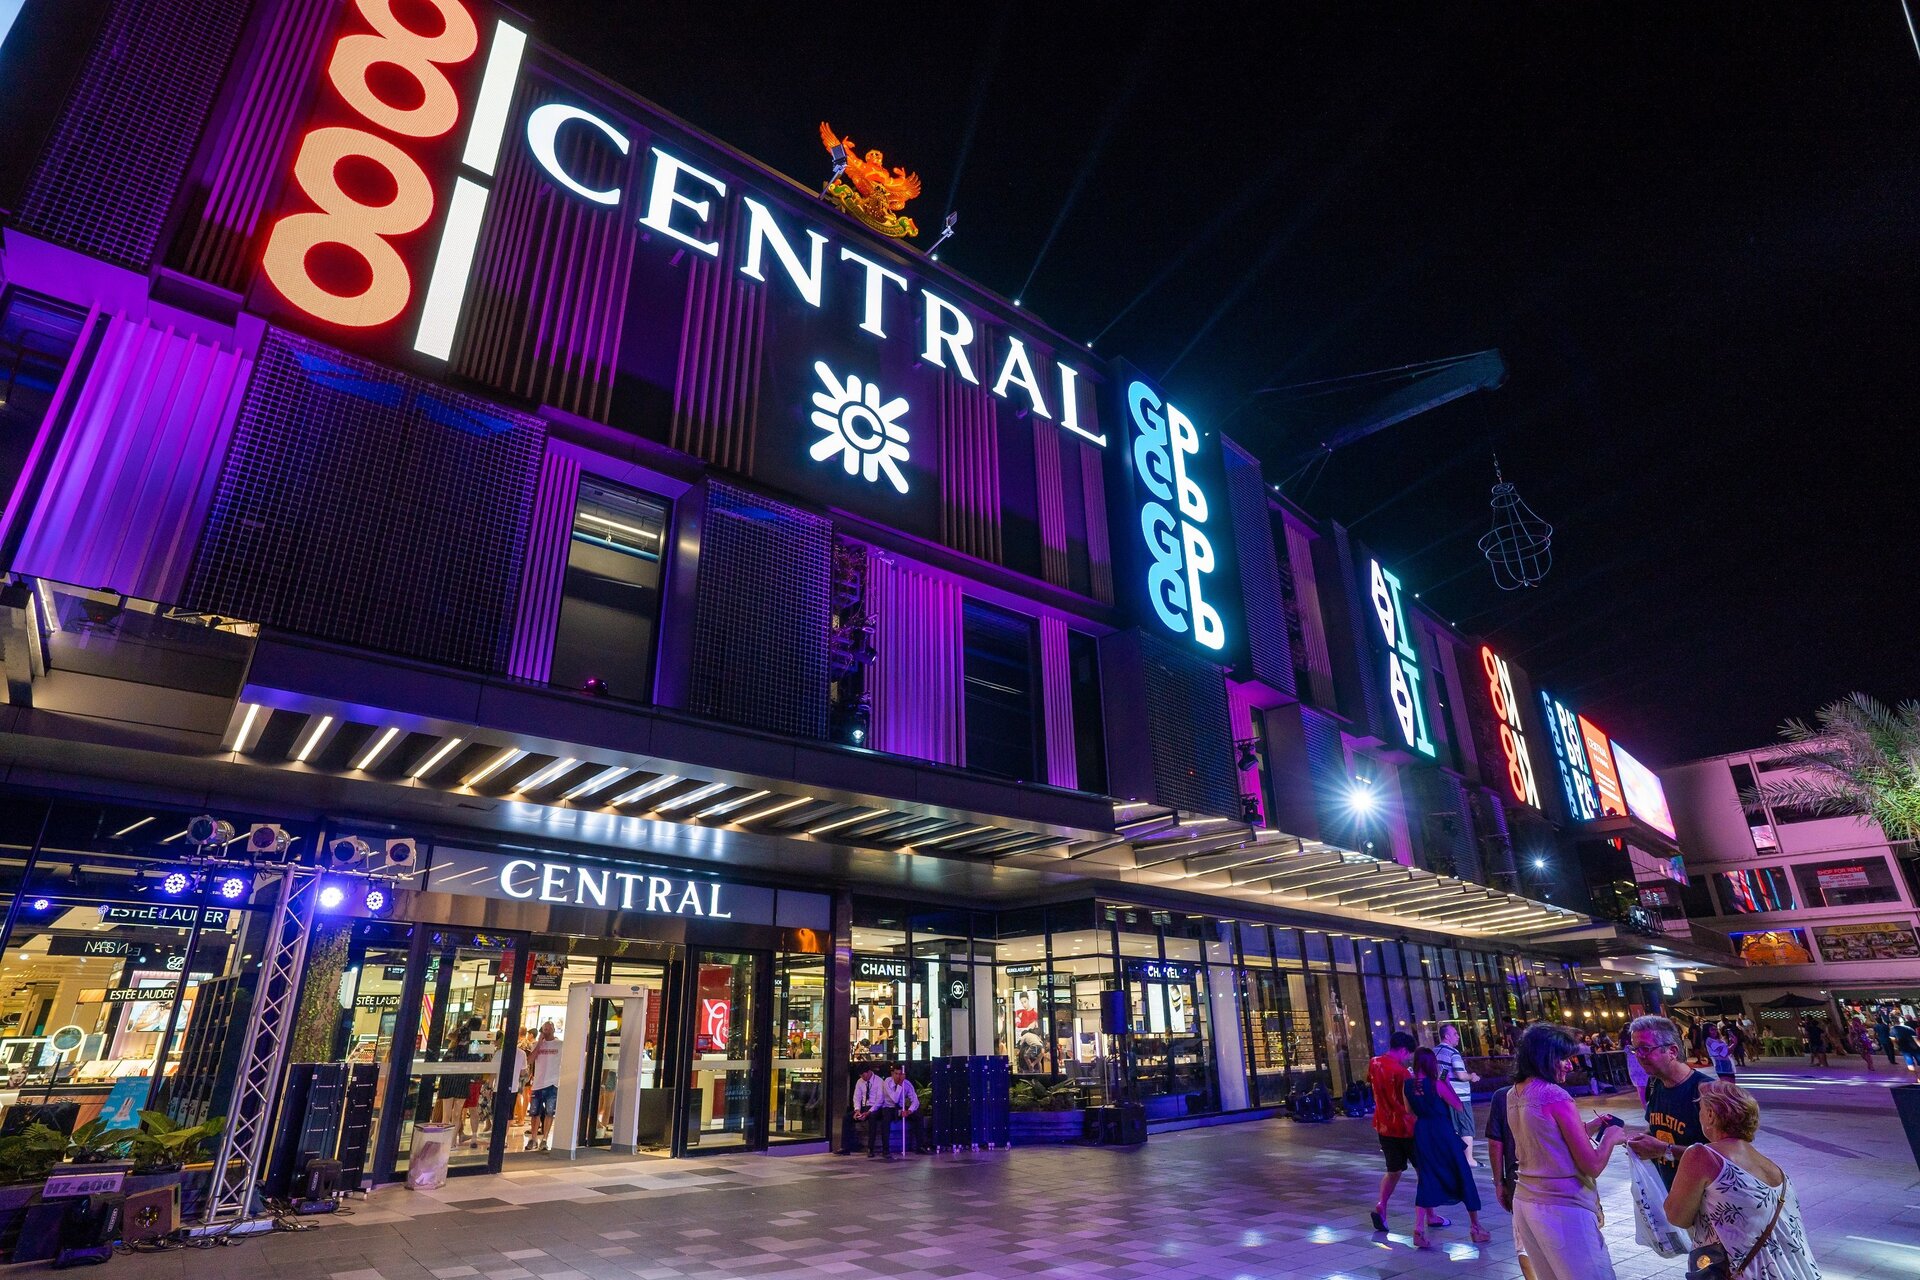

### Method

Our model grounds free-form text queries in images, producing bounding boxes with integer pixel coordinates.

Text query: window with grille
[549,479,669,701]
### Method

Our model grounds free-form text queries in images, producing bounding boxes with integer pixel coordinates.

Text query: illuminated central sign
[810,362,911,493]
[1368,560,1435,757]
[1126,379,1224,651]
[1579,714,1626,818]
[1539,691,1598,821]
[1480,645,1539,807]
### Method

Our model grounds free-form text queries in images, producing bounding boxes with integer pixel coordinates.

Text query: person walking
[1801,1015,1829,1067]
[1893,1016,1920,1070]
[1706,1024,1737,1081]
[1626,1014,1717,1188]
[1506,1023,1628,1279]
[1434,1024,1482,1165]
[1873,1009,1896,1065]
[1406,1046,1491,1248]
[1846,1016,1876,1072]
[1368,1031,1425,1234]
[1663,1082,1821,1279]
[1686,1020,1709,1067]
[1730,1021,1749,1068]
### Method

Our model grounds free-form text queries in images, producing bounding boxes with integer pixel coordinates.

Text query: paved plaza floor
[90,1063,1920,1279]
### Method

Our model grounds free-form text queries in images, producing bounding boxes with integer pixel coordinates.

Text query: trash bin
[407,1122,454,1189]
[1892,1085,1920,1173]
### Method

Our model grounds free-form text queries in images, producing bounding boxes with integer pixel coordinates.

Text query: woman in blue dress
[1407,1046,1492,1248]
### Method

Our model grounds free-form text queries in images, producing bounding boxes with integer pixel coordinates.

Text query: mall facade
[0,0,1731,1210]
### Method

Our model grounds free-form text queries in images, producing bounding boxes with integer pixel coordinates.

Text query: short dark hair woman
[1403,1045,1489,1248]
[1505,1024,1628,1278]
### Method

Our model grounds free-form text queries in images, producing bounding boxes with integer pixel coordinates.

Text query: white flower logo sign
[809,361,911,494]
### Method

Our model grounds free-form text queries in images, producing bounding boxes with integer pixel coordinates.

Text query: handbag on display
[1685,1178,1786,1280]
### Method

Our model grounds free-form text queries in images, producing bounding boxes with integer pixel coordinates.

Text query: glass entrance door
[582,960,668,1149]
[684,951,763,1150]
[392,934,522,1177]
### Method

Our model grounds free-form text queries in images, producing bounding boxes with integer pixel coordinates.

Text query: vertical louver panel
[183,331,544,672]
[1227,680,1262,823]
[454,80,639,421]
[1331,525,1388,741]
[173,0,340,291]
[670,204,764,474]
[1080,436,1113,604]
[1032,422,1069,589]
[687,482,830,739]
[18,0,252,270]
[505,446,583,683]
[939,369,1001,563]
[12,315,251,602]
[1139,632,1237,818]
[1039,614,1078,790]
[1284,520,1337,707]
[866,552,964,765]
[1301,705,1349,826]
[1222,438,1294,695]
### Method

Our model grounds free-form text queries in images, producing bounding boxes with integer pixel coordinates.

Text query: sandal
[1471,1227,1492,1245]
[1413,1231,1432,1250]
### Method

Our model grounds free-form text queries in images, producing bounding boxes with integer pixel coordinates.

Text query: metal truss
[205,865,318,1222]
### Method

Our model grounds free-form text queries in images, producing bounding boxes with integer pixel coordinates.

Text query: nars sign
[424,847,749,920]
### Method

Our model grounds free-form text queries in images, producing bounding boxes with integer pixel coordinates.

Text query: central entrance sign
[424,846,771,922]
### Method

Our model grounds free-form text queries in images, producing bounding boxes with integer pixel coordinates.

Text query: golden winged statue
[819,122,921,239]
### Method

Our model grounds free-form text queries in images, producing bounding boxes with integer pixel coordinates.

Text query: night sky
[519,2,1916,766]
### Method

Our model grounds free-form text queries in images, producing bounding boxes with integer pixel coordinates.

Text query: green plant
[66,1117,137,1164]
[1009,1080,1083,1112]
[129,1111,226,1174]
[1749,694,1920,842]
[0,1123,68,1185]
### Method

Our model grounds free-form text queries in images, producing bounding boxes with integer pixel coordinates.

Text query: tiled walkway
[103,1063,1920,1279]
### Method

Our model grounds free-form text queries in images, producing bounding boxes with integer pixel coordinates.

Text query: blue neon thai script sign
[1367,558,1434,758]
[1539,690,1599,822]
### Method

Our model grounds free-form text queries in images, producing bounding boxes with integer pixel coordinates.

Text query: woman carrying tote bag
[1663,1081,1819,1280]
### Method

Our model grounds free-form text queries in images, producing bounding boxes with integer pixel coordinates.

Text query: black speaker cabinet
[1099,988,1129,1032]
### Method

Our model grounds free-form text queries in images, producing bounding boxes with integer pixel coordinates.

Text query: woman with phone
[1506,1023,1629,1279]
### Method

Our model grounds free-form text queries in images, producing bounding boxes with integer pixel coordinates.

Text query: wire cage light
[1477,457,1553,590]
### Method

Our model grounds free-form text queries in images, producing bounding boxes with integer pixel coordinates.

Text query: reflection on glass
[773,953,823,1141]
[688,952,759,1149]
[396,940,515,1173]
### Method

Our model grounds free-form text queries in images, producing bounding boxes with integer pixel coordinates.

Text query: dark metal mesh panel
[1222,438,1293,696]
[1300,705,1347,828]
[1138,632,1237,818]
[687,482,830,739]
[183,330,544,672]
[17,0,251,270]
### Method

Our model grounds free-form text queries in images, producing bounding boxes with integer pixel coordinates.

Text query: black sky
[519,1,1918,766]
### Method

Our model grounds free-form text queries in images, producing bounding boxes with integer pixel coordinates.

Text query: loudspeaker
[1099,988,1129,1032]
[121,1184,178,1245]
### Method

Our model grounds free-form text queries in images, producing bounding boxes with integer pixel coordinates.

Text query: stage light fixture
[326,836,370,869]
[383,838,418,870]
[317,884,346,911]
[215,874,249,901]
[363,886,389,914]
[246,824,288,860]
[187,815,235,847]
[161,871,192,896]
[1346,780,1378,817]
[29,898,49,912]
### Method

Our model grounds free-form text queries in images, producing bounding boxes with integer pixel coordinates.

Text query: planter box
[0,1183,40,1261]
[1143,1095,1187,1122]
[1009,1110,1085,1145]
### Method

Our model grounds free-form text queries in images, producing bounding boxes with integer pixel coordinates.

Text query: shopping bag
[1627,1152,1690,1257]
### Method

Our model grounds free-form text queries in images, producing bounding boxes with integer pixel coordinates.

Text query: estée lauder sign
[424,846,757,922]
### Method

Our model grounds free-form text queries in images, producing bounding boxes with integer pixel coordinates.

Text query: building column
[824,888,854,1151]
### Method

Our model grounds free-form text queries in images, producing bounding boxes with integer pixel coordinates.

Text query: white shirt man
[852,1069,883,1112]
[879,1070,919,1115]
[867,1066,918,1159]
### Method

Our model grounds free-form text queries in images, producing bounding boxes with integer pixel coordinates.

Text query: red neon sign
[261,0,479,328]
[1480,645,1539,809]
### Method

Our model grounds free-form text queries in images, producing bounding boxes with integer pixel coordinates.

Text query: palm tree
[1751,693,1920,844]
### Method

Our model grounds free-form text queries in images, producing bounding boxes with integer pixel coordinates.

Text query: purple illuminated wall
[939,369,1002,563]
[506,446,584,683]
[12,314,251,601]
[1039,615,1079,790]
[866,552,965,765]
[171,0,341,291]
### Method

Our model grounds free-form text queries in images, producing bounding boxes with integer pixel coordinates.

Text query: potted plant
[126,1111,227,1219]
[0,1124,68,1259]
[1007,1081,1085,1145]
[65,1117,137,1167]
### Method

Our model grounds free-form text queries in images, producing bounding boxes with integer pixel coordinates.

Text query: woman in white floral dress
[1663,1081,1819,1280]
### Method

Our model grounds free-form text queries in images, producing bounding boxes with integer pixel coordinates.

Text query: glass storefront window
[1239,921,1272,959]
[687,951,760,1149]
[994,908,1047,1074]
[772,953,824,1142]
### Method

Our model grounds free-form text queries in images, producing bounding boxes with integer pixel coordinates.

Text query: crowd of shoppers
[1363,1013,1822,1278]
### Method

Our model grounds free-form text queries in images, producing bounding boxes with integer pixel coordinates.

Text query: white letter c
[527,103,629,206]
